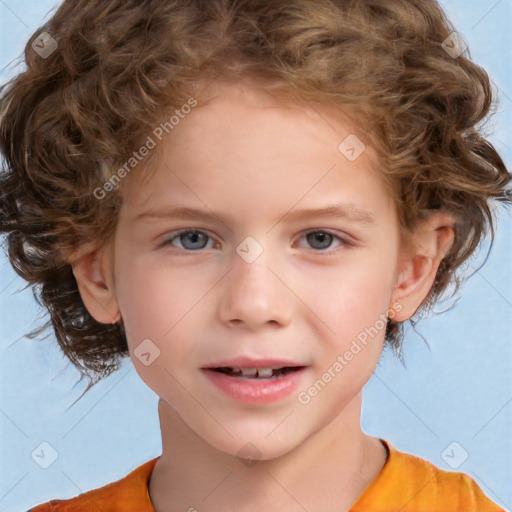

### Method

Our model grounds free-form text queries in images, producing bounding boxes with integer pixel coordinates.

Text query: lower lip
[202,368,306,405]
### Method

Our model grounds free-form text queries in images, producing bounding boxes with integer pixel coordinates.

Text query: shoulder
[26,458,158,512]
[353,440,504,512]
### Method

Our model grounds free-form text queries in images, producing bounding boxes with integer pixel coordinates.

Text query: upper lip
[202,356,306,369]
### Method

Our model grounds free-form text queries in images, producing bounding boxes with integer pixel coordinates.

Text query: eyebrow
[134,202,375,226]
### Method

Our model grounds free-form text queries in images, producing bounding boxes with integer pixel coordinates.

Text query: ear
[390,212,455,322]
[70,241,120,324]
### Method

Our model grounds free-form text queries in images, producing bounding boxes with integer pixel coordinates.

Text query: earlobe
[390,212,455,322]
[70,241,120,324]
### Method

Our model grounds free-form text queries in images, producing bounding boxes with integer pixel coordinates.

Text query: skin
[72,81,454,512]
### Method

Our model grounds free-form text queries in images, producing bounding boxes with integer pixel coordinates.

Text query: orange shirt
[28,441,504,511]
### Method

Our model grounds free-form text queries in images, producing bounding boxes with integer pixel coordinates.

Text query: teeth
[241,368,258,377]
[217,366,293,378]
[228,367,281,378]
[256,367,273,378]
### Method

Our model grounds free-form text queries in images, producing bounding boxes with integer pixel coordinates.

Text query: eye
[297,230,352,251]
[163,230,217,251]
[161,229,352,252]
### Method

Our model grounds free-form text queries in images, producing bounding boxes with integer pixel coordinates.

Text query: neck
[148,395,387,512]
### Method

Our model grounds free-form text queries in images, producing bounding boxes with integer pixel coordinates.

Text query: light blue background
[1,1,511,510]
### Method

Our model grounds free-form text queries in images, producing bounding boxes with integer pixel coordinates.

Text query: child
[0,0,510,510]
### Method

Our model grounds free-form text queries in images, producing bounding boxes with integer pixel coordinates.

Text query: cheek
[114,252,220,395]
[298,250,397,339]
[113,257,203,393]
[114,252,214,339]
[298,259,392,409]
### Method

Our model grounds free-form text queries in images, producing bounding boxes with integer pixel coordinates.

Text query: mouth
[201,360,307,404]
[209,366,305,379]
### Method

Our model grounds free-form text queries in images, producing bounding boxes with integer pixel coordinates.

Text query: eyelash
[160,229,355,253]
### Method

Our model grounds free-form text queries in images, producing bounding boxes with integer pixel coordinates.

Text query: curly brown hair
[0,0,510,392]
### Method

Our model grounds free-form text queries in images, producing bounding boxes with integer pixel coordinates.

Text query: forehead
[172,80,367,156]
[120,80,393,219]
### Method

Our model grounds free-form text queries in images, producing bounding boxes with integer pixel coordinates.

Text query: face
[111,82,403,460]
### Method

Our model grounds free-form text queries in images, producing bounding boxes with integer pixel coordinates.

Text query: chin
[201,426,307,464]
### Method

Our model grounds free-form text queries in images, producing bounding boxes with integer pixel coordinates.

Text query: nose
[217,246,293,331]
